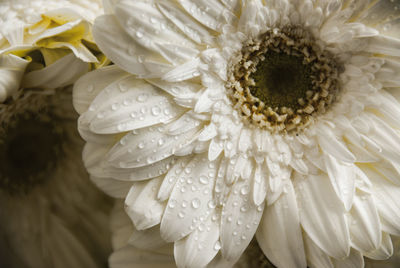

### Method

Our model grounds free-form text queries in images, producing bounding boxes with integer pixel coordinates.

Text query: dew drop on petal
[214,241,221,251]
[178,211,186,218]
[151,106,161,116]
[199,175,209,185]
[169,199,177,208]
[191,198,201,209]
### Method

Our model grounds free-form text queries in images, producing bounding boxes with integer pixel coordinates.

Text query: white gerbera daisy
[0,1,113,267]
[74,0,400,267]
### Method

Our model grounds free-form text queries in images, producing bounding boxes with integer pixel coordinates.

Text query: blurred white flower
[0,1,113,267]
[0,0,107,102]
[74,0,400,267]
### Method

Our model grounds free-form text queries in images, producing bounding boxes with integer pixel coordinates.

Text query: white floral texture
[74,0,400,267]
[0,0,105,102]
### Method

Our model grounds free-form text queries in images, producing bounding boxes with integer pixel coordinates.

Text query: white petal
[146,78,201,98]
[129,225,168,251]
[125,178,165,230]
[256,180,307,268]
[115,0,198,65]
[365,35,400,57]
[176,0,236,31]
[304,233,334,268]
[208,138,224,161]
[73,65,129,114]
[332,248,364,268]
[93,15,168,76]
[364,232,393,260]
[0,54,29,102]
[363,167,400,236]
[220,178,264,262]
[323,154,356,211]
[295,173,350,259]
[157,157,191,202]
[252,163,267,206]
[106,123,199,168]
[100,157,176,181]
[161,58,201,82]
[85,76,183,134]
[174,214,219,267]
[157,0,215,45]
[22,53,88,89]
[349,191,381,252]
[317,124,356,163]
[160,154,218,242]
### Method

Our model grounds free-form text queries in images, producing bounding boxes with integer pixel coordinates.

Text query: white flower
[0,0,106,102]
[74,0,400,267]
[0,2,113,266]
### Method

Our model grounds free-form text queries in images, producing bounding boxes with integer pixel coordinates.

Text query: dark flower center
[0,92,64,194]
[227,26,343,133]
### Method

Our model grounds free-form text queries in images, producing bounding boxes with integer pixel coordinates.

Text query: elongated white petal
[221,178,264,262]
[125,178,165,230]
[85,76,184,134]
[22,53,88,89]
[129,225,168,251]
[157,0,215,45]
[332,248,364,268]
[295,174,350,259]
[158,157,191,202]
[349,191,381,252]
[304,233,334,268]
[0,54,29,102]
[174,214,220,267]
[73,65,129,114]
[161,154,218,242]
[176,0,236,32]
[364,232,393,260]
[323,154,355,210]
[106,124,199,169]
[256,180,307,268]
[93,15,168,77]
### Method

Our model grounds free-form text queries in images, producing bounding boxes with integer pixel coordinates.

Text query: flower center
[227,26,343,132]
[0,91,64,194]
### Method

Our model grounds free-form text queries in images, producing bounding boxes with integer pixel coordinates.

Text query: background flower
[74,0,400,267]
[0,0,113,267]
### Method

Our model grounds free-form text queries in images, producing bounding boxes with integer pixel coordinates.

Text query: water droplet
[184,167,192,174]
[240,185,249,195]
[178,211,186,218]
[138,142,145,149]
[191,198,201,209]
[199,175,209,185]
[111,103,119,110]
[214,241,221,251]
[169,199,177,208]
[136,31,144,38]
[240,205,248,212]
[137,93,148,102]
[232,231,238,236]
[182,200,188,208]
[130,112,137,118]
[151,106,161,116]
[208,200,216,209]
